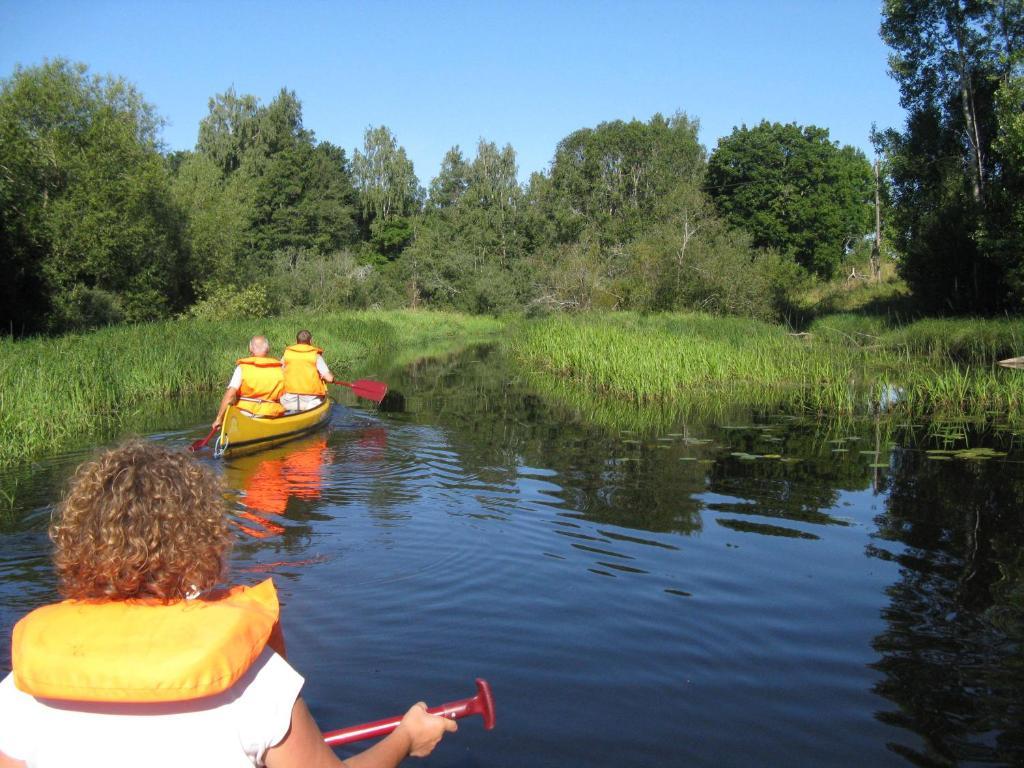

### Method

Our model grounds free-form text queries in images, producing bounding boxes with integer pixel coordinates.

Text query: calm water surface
[2,346,1023,767]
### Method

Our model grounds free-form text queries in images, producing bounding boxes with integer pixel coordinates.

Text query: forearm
[213,388,238,426]
[341,727,412,768]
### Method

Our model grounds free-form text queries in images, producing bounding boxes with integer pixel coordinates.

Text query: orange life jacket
[12,579,286,703]
[282,344,327,397]
[236,356,286,417]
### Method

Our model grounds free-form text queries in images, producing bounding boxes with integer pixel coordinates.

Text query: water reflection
[868,449,1024,766]
[225,435,332,538]
[1,345,1023,765]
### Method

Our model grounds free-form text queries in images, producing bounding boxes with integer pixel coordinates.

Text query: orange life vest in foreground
[282,344,326,396]
[12,579,285,703]
[236,356,286,417]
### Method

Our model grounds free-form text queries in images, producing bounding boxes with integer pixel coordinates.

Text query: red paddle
[323,678,495,748]
[189,426,218,453]
[330,379,389,404]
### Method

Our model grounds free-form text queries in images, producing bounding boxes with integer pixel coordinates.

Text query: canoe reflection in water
[226,435,331,538]
[223,426,388,538]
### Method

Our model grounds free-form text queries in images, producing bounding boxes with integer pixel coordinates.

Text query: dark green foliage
[878,0,1024,313]
[179,87,359,287]
[543,113,706,246]
[0,60,188,334]
[351,125,422,259]
[370,216,414,260]
[520,113,802,320]
[707,121,874,279]
[400,140,530,313]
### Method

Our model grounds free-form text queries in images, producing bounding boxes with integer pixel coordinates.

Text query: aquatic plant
[505,312,1024,429]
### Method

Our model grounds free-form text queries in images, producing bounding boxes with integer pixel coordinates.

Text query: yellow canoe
[214,399,332,458]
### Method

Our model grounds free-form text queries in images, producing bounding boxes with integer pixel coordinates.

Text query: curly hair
[50,440,232,601]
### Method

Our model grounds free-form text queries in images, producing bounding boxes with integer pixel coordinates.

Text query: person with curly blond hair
[0,440,455,768]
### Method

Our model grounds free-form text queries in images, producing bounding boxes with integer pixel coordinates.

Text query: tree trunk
[955,28,984,203]
[872,159,882,282]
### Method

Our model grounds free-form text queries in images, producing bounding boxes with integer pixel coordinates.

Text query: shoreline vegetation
[507,313,1024,428]
[0,310,502,467]
[2,306,1022,469]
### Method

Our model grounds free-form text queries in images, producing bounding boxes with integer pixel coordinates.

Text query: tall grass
[0,310,503,466]
[505,312,1024,428]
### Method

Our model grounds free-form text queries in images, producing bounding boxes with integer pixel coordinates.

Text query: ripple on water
[3,367,1024,766]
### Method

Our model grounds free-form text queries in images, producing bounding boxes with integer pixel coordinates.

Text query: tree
[169,151,250,285]
[196,87,260,176]
[992,57,1024,301]
[878,0,1024,312]
[183,87,358,282]
[350,125,421,261]
[351,126,421,252]
[400,140,530,312]
[706,121,874,278]
[0,60,187,333]
[427,146,470,210]
[543,112,706,246]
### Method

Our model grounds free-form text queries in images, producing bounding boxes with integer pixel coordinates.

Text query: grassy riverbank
[506,313,1024,425]
[3,307,1021,468]
[0,310,503,467]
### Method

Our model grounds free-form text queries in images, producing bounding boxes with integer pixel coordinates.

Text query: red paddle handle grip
[323,679,495,748]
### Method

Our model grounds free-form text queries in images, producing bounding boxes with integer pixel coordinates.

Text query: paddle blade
[189,426,218,453]
[334,379,388,404]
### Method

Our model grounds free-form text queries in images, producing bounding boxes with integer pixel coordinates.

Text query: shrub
[186,282,273,321]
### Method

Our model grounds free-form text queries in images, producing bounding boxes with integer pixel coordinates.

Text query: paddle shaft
[323,679,495,748]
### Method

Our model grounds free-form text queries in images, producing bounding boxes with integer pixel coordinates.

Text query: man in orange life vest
[212,335,286,431]
[280,330,335,412]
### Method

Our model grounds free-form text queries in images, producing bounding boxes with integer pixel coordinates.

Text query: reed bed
[506,313,1024,427]
[0,310,502,466]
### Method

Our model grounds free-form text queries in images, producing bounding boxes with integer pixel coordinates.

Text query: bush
[50,286,125,332]
[186,282,273,321]
[266,249,374,313]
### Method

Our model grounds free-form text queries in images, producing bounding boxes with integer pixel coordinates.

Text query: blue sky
[0,0,904,184]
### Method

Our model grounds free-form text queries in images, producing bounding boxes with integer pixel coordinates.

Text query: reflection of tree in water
[868,449,1024,766]
[703,420,877,532]
[388,346,707,535]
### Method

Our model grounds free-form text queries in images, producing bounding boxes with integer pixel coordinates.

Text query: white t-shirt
[0,647,303,768]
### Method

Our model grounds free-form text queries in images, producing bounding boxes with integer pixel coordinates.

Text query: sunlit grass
[505,312,1024,429]
[0,310,503,466]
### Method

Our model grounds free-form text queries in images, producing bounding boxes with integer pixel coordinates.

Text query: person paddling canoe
[281,330,335,413]
[0,441,456,768]
[213,335,287,431]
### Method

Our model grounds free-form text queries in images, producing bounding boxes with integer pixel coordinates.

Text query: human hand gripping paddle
[329,378,388,405]
[323,678,496,748]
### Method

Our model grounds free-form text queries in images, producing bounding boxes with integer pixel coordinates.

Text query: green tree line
[1,1,1021,336]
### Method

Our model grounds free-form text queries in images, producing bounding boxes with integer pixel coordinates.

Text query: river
[1,345,1022,767]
